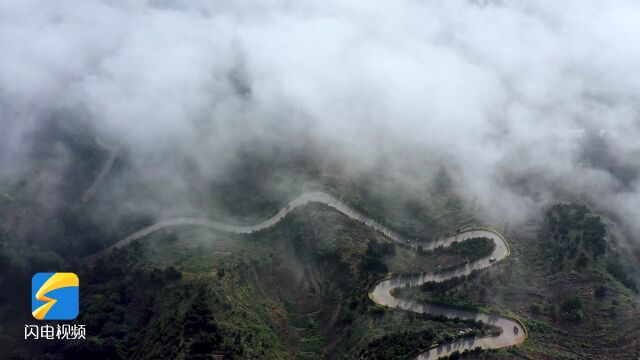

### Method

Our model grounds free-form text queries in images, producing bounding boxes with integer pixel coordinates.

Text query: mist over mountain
[2,0,639,244]
[3,2,640,360]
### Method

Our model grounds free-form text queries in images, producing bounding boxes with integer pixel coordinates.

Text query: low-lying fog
[1,1,639,247]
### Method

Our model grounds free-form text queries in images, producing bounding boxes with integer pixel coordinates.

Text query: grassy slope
[399,206,640,360]
[2,135,639,359]
[43,202,480,360]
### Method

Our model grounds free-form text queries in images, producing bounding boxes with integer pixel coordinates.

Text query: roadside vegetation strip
[84,191,527,357]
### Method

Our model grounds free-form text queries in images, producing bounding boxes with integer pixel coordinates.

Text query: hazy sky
[1,1,639,239]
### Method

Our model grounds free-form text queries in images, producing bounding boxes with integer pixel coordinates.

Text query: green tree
[561,295,583,321]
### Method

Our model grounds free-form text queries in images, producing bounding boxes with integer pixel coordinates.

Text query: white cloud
[1,0,639,238]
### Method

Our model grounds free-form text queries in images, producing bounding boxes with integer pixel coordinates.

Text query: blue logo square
[32,272,79,320]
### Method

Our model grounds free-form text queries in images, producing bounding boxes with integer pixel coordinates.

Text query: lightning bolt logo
[31,273,79,320]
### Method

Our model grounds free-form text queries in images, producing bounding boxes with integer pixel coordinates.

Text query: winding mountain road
[85,191,526,358]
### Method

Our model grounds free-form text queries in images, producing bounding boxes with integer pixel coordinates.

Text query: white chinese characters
[24,324,86,340]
